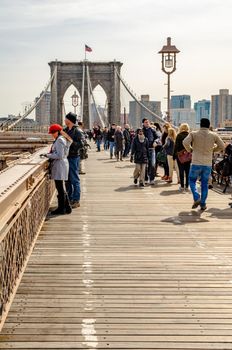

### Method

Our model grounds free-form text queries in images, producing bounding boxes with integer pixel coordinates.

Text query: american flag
[85,45,92,52]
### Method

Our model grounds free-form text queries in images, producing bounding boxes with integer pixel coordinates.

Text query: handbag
[177,149,192,164]
[157,149,167,164]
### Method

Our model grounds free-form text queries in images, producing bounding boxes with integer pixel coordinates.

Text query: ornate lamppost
[158,37,180,123]
[71,91,79,115]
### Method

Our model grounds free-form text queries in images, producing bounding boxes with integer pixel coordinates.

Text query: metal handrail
[0,146,55,330]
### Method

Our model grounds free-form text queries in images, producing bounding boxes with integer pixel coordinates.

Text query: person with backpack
[183,118,224,211]
[64,112,84,208]
[130,128,149,187]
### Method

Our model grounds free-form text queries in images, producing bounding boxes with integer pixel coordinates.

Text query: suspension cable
[1,65,57,131]
[86,65,105,128]
[80,61,85,121]
[114,67,165,125]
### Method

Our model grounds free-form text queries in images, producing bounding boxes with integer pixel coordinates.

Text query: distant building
[35,91,51,126]
[211,89,232,128]
[194,100,210,127]
[170,109,196,130]
[128,95,162,128]
[171,95,191,109]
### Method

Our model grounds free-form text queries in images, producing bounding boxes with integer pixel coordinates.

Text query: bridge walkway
[1,147,232,349]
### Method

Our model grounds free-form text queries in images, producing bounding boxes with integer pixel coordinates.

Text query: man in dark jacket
[64,112,84,208]
[123,124,131,157]
[142,118,159,185]
[107,123,116,159]
[130,128,149,187]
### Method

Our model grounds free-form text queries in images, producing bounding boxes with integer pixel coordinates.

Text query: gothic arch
[49,61,123,128]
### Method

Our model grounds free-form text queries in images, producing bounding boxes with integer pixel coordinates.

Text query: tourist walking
[41,124,73,215]
[123,124,131,157]
[161,122,171,180]
[64,112,84,209]
[142,118,159,185]
[174,123,191,192]
[183,118,224,210]
[102,127,109,150]
[130,128,149,187]
[163,127,176,183]
[114,126,124,161]
[107,123,116,159]
[94,125,103,152]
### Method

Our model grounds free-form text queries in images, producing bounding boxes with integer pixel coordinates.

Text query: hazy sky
[1,0,232,116]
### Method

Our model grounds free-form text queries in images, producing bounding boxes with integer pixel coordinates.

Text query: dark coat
[64,126,84,158]
[142,127,158,148]
[114,130,124,151]
[107,128,116,142]
[163,137,175,156]
[123,129,131,144]
[131,136,149,164]
[173,131,189,159]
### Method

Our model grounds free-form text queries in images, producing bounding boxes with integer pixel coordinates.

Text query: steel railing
[0,146,55,330]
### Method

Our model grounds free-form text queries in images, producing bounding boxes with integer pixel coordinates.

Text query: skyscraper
[171,95,191,109]
[194,100,210,127]
[35,91,51,126]
[211,89,232,128]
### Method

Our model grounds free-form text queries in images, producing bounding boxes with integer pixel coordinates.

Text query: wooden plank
[2,147,232,349]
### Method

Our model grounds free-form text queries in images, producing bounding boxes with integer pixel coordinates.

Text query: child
[130,128,149,187]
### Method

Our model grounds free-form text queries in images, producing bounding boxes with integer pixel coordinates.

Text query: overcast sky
[1,0,232,116]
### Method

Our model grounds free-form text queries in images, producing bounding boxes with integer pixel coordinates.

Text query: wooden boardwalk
[1,147,232,349]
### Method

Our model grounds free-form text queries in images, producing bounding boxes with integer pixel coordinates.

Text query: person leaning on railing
[40,124,73,215]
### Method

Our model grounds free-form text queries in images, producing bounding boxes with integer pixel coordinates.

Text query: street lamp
[158,37,180,123]
[71,91,79,114]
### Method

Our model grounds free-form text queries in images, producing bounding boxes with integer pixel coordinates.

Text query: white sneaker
[179,186,185,193]
[150,180,155,185]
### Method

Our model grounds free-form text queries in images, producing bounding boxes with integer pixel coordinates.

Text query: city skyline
[1,0,232,116]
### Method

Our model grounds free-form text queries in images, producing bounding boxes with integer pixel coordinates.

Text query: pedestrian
[102,127,109,150]
[142,118,159,185]
[130,128,149,187]
[123,124,131,157]
[94,125,103,152]
[41,124,73,215]
[114,126,124,161]
[161,122,171,180]
[153,123,163,176]
[174,123,191,192]
[163,127,176,183]
[183,118,224,210]
[107,123,116,159]
[64,112,84,209]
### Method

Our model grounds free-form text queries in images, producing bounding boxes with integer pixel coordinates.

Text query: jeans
[96,139,101,152]
[104,140,109,150]
[66,157,81,202]
[145,149,155,182]
[189,164,212,206]
[109,141,115,157]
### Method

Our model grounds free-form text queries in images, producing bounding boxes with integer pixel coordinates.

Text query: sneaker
[72,201,80,209]
[179,186,185,193]
[150,180,155,185]
[208,184,213,189]
[192,199,201,209]
[200,205,207,211]
[185,187,190,193]
[139,182,145,188]
[79,171,86,175]
[134,178,138,185]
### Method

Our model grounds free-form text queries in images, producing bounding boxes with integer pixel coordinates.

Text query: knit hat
[65,112,77,124]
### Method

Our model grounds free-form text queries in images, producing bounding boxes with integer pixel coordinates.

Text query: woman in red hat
[41,124,73,215]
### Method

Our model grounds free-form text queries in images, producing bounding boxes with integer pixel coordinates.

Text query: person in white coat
[41,124,73,215]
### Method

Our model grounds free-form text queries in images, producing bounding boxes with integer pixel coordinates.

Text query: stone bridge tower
[49,60,123,128]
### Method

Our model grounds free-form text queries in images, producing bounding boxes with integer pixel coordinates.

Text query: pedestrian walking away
[183,118,225,211]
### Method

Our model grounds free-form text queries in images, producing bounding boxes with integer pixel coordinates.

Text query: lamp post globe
[158,37,180,123]
[71,91,79,114]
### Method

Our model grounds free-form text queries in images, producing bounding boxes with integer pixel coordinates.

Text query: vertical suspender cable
[86,65,105,128]
[80,61,85,121]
